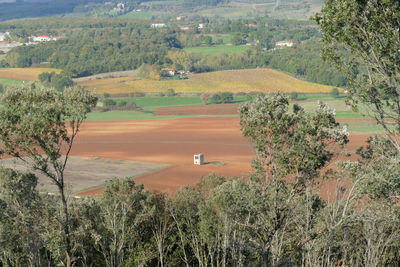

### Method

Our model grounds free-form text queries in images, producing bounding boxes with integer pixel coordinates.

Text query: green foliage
[0,84,97,264]
[209,93,221,104]
[103,98,116,107]
[166,88,176,97]
[316,0,400,151]
[239,92,348,183]
[342,136,400,206]
[138,64,162,80]
[220,91,233,103]
[184,45,248,55]
[3,19,180,77]
[264,39,347,87]
[0,168,44,265]
[290,91,299,100]
[208,92,234,104]
[38,71,74,91]
[91,178,153,266]
[330,87,339,98]
[117,100,127,107]
[98,98,137,111]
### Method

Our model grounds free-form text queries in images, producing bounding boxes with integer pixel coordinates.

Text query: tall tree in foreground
[316,4,400,264]
[239,93,349,266]
[0,84,97,266]
[315,0,400,151]
[0,169,44,266]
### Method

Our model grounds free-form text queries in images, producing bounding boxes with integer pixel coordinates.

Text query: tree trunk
[60,186,72,267]
[263,249,269,267]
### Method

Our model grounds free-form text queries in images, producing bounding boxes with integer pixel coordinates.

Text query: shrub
[117,101,127,107]
[166,88,176,97]
[125,102,137,110]
[290,91,299,100]
[103,93,111,98]
[209,94,222,104]
[103,98,116,107]
[220,92,234,103]
[330,88,340,98]
[201,93,210,105]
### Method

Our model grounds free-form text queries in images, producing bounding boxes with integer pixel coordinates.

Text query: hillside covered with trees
[0,17,345,86]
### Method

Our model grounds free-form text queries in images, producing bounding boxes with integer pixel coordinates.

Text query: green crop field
[0,78,24,86]
[210,34,232,44]
[120,11,153,19]
[113,96,202,111]
[88,93,384,134]
[184,45,249,55]
[111,96,247,111]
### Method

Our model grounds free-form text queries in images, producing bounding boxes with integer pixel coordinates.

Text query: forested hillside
[0,17,345,86]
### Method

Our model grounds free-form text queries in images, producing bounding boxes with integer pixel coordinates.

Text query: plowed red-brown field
[155,104,239,116]
[72,117,370,197]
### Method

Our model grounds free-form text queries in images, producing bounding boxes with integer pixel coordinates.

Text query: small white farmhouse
[275,40,294,48]
[194,154,204,165]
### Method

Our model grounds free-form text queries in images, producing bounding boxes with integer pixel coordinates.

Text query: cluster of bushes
[201,91,234,104]
[97,97,138,112]
[38,71,74,91]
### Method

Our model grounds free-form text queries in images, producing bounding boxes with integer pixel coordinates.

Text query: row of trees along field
[0,1,400,263]
[0,17,345,86]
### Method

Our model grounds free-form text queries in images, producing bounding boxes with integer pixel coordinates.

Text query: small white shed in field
[194,154,204,165]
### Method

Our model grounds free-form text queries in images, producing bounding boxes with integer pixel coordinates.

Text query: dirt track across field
[73,117,370,197]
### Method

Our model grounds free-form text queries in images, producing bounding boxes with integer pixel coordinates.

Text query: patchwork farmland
[78,68,336,94]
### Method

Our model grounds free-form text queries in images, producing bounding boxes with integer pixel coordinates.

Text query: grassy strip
[0,78,24,86]
[120,11,153,19]
[111,96,248,112]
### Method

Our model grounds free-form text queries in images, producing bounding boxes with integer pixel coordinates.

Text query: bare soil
[155,103,240,116]
[0,156,166,194]
[71,117,370,197]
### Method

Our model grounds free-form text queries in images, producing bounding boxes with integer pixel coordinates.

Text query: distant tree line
[0,17,343,86]
[1,21,180,77]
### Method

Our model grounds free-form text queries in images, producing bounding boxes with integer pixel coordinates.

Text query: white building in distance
[194,154,204,165]
[0,32,10,42]
[151,23,168,28]
[31,36,58,42]
[275,40,294,48]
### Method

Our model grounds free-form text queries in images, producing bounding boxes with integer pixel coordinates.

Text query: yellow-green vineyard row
[0,68,61,81]
[78,68,337,94]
